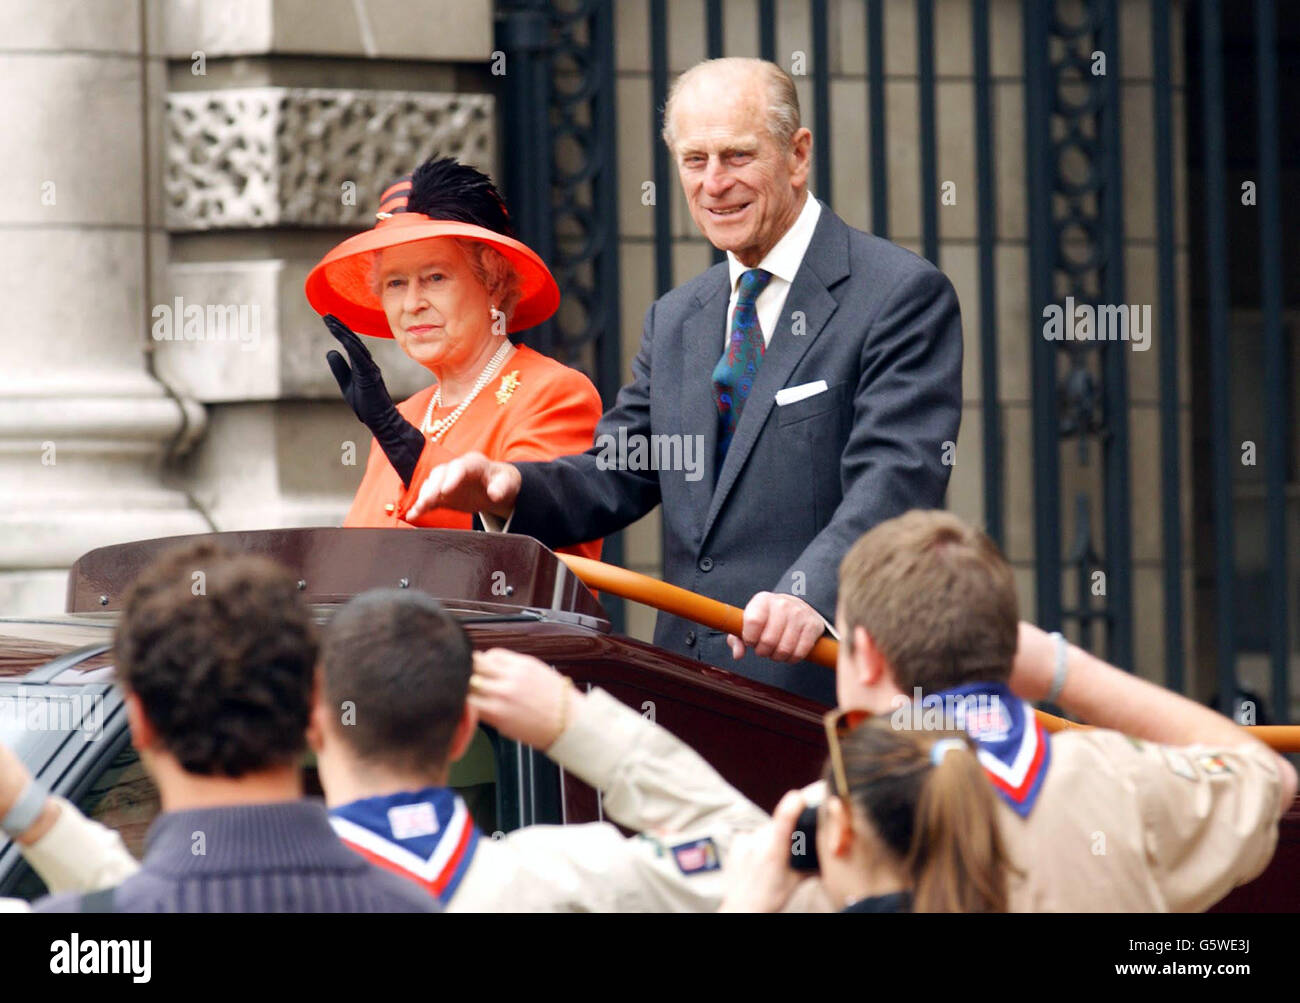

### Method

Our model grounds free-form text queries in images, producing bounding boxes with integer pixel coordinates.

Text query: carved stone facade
[165,88,495,230]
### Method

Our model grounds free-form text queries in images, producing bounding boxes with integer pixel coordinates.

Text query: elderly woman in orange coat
[306,158,601,560]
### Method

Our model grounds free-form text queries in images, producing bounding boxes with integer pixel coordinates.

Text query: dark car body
[1,528,1295,910]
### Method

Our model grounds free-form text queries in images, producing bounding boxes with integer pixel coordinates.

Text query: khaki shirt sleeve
[449,821,733,912]
[1123,738,1283,912]
[546,686,770,841]
[20,796,140,895]
[452,686,768,912]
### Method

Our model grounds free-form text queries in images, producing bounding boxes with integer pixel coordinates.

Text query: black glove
[324,314,427,488]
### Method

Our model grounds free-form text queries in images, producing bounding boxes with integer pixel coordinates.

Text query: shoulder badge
[388,801,439,839]
[670,837,720,876]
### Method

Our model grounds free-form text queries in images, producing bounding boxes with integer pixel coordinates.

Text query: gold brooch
[495,370,520,405]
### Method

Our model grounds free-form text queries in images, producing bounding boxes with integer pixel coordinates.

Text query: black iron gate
[494,0,1296,726]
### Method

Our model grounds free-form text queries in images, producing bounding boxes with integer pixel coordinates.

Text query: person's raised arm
[325,315,427,488]
[1013,621,1298,810]
[0,742,59,846]
[0,741,139,895]
[468,648,768,837]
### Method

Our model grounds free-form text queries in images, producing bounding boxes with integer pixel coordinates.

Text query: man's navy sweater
[33,800,438,913]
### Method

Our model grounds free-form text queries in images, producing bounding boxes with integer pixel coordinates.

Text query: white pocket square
[775,380,828,406]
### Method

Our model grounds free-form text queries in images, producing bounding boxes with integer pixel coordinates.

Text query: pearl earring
[490,304,505,335]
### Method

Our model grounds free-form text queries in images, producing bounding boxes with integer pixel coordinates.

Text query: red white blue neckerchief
[329,787,481,906]
[935,681,1051,817]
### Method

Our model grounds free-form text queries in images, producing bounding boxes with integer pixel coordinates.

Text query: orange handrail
[559,553,840,668]
[557,553,1300,753]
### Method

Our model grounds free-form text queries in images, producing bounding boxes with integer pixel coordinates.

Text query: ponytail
[908,739,1008,912]
[832,723,1010,913]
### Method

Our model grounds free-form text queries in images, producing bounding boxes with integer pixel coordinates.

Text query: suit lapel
[679,268,730,538]
[703,207,851,541]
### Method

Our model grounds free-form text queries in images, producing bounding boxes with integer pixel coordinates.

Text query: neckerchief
[329,786,481,906]
[934,681,1051,817]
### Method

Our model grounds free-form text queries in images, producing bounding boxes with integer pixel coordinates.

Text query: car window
[79,744,161,859]
[3,744,160,903]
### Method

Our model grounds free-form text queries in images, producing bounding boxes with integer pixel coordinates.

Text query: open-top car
[1,528,1296,910]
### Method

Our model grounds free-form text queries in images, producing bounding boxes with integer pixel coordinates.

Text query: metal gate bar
[1199,0,1236,714]
[973,0,1003,548]
[1099,0,1134,670]
[1254,0,1289,722]
[867,0,889,237]
[917,0,938,264]
[1152,0,1185,694]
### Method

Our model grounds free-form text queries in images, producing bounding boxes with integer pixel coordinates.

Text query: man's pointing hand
[403,451,522,522]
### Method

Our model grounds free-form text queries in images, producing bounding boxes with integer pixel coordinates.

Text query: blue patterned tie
[712,268,773,471]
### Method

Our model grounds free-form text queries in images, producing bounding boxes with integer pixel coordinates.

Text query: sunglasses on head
[822,707,871,800]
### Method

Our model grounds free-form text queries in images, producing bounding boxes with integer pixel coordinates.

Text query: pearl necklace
[421,340,514,443]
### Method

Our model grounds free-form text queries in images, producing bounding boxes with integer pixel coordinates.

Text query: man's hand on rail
[727,592,826,664]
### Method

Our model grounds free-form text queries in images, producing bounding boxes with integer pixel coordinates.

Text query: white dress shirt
[723,192,822,351]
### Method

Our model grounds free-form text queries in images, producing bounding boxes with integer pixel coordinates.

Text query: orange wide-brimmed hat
[304,177,560,338]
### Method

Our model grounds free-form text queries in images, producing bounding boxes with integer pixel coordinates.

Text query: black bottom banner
[0,911,1287,989]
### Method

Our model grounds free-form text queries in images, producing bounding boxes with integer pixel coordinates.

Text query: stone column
[0,0,209,613]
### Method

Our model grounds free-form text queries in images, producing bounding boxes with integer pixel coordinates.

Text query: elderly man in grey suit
[408,57,962,704]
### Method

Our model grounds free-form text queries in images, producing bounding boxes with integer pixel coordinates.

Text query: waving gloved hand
[324,314,427,487]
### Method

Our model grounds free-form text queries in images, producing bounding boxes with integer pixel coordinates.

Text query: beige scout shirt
[448,687,769,911]
[14,706,1272,913]
[788,730,1284,913]
[1001,731,1282,912]
[2,687,768,913]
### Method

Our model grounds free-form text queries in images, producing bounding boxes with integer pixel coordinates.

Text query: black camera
[789,804,820,872]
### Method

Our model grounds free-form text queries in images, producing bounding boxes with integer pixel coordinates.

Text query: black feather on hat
[405,156,515,238]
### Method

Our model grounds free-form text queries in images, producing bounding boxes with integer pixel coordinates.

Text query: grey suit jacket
[511,203,962,703]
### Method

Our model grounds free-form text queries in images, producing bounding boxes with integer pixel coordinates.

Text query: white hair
[661,57,801,151]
